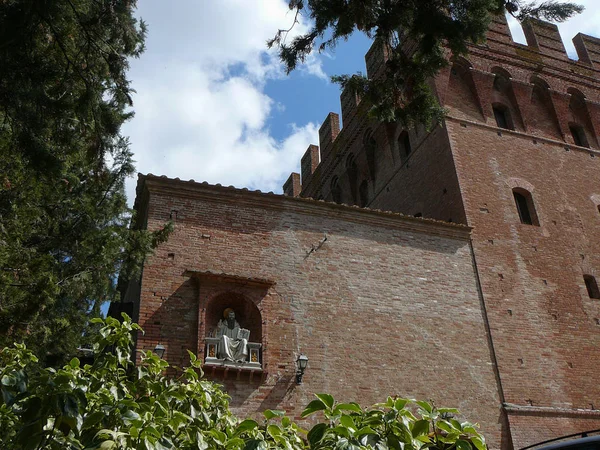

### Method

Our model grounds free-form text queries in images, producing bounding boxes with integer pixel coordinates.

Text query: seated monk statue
[216,308,249,362]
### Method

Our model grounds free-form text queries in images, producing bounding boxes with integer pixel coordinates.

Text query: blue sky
[121,0,599,204]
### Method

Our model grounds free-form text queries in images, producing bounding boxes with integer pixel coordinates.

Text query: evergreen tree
[269,0,584,126]
[0,0,169,364]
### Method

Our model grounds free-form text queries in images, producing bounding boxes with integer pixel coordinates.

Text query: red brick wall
[134,177,505,448]
[283,13,600,449]
[442,15,600,449]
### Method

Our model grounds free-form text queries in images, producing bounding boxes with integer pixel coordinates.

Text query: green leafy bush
[0,315,486,450]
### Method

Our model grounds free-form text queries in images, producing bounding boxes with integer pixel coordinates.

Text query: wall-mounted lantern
[153,343,166,359]
[296,354,309,384]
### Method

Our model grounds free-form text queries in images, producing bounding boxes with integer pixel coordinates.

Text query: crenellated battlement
[283,15,600,198]
[573,33,600,67]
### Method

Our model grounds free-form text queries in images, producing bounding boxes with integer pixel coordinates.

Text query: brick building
[119,15,600,450]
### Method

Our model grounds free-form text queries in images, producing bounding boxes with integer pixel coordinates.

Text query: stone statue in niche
[216,308,249,362]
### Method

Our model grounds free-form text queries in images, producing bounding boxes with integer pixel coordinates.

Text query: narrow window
[570,124,589,148]
[513,188,539,226]
[493,105,512,130]
[364,130,377,181]
[398,131,411,160]
[331,177,342,204]
[346,154,359,204]
[359,180,369,207]
[584,275,600,299]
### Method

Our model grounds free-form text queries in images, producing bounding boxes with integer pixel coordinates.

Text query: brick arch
[528,75,562,139]
[567,87,586,99]
[330,175,342,204]
[446,57,484,120]
[567,87,597,148]
[490,67,524,131]
[490,66,512,79]
[363,128,377,181]
[590,194,600,216]
[205,291,262,343]
[346,153,359,204]
[506,177,536,193]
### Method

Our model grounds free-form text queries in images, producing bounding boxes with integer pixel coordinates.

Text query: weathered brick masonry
[123,13,600,450]
[292,14,600,450]
[130,176,504,446]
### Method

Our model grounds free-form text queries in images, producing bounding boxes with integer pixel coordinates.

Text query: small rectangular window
[493,106,510,130]
[514,192,533,225]
[570,125,589,148]
[584,275,600,299]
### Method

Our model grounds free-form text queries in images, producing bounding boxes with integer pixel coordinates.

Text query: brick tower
[285,15,600,449]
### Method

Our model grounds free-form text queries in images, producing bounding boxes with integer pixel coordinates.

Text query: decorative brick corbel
[509,80,534,132]
[468,68,496,125]
[548,90,572,143]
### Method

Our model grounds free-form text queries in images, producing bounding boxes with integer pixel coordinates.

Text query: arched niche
[346,153,359,204]
[567,87,596,148]
[528,75,561,139]
[363,128,377,181]
[446,57,484,121]
[490,67,523,131]
[330,175,342,204]
[205,291,262,344]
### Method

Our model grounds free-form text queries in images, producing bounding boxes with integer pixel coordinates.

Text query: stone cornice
[467,42,600,93]
[504,403,600,419]
[445,115,600,158]
[139,174,472,241]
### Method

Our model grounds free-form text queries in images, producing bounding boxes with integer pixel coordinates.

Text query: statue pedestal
[204,337,262,370]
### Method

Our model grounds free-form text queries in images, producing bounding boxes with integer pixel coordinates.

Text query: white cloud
[123,0,324,203]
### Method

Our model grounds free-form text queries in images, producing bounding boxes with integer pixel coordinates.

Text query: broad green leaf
[415,400,433,414]
[394,398,410,411]
[123,410,141,424]
[415,435,432,443]
[463,424,480,435]
[471,436,487,450]
[331,426,351,438]
[335,403,362,414]
[456,439,473,450]
[301,399,327,418]
[315,393,335,409]
[340,414,356,432]
[244,439,268,450]
[411,419,430,437]
[450,418,464,431]
[354,426,377,438]
[264,409,285,420]
[307,423,328,447]
[235,419,259,435]
[387,434,402,450]
[83,411,106,430]
[227,437,245,449]
[267,424,282,437]
[436,420,455,433]
[438,407,460,415]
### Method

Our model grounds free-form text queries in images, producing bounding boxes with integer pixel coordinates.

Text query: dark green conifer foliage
[0,0,170,364]
[269,0,583,127]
